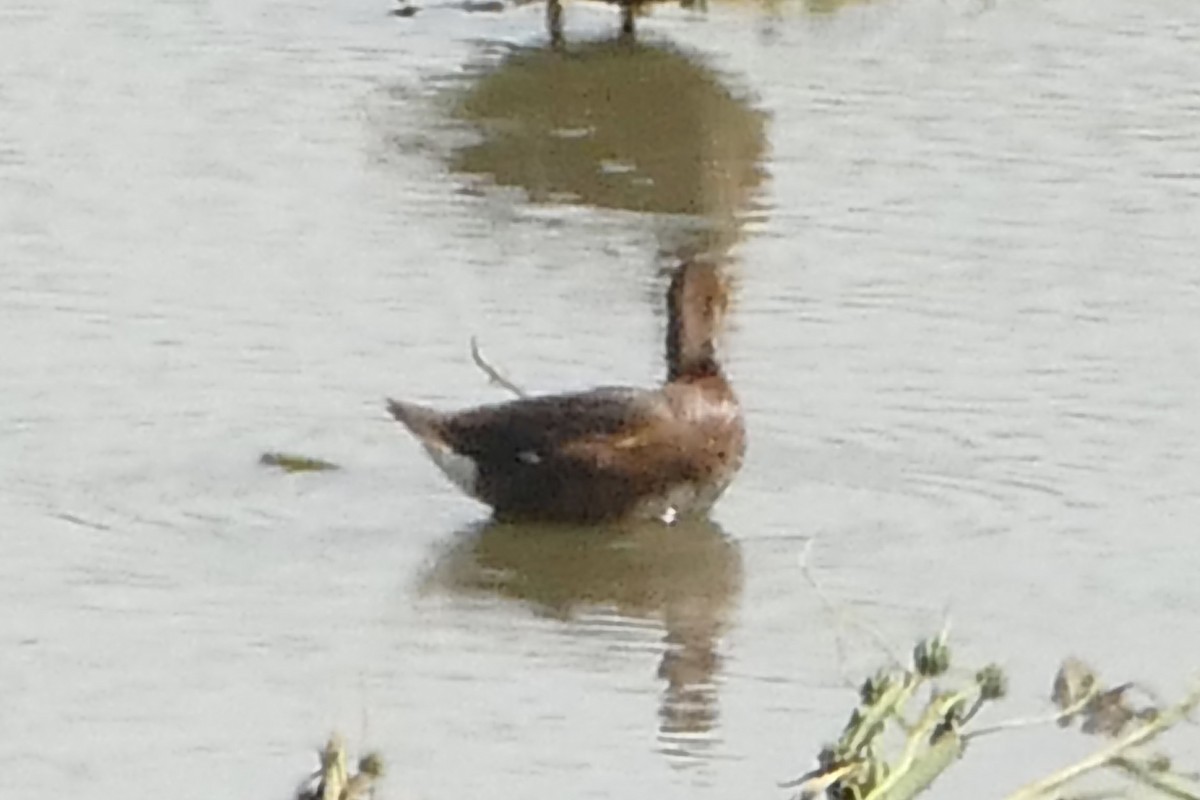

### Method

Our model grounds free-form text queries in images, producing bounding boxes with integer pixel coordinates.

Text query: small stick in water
[259,452,341,473]
[470,336,527,398]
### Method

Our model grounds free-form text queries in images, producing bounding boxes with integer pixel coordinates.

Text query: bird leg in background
[546,0,563,48]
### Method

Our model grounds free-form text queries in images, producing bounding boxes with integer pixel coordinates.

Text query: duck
[386,260,745,524]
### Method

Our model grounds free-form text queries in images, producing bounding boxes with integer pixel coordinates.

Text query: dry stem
[1004,686,1200,800]
[469,336,527,398]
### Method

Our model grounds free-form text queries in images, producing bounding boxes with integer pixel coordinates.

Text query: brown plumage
[386,261,745,524]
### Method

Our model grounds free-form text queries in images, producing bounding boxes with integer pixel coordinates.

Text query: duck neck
[666,281,721,383]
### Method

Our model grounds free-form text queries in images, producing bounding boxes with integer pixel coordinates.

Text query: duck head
[666,261,730,382]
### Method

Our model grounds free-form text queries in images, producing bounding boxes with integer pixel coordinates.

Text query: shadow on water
[446,37,768,258]
[423,517,744,759]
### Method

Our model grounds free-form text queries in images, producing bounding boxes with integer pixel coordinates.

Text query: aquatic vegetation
[785,640,1200,800]
[295,735,383,800]
[259,452,341,473]
[782,632,995,800]
[286,649,1197,800]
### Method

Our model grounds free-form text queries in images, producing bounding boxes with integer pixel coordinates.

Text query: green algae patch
[259,452,341,473]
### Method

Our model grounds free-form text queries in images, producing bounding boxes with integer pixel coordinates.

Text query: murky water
[3,0,1200,797]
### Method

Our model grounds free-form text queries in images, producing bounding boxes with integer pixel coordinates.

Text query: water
[3,0,1200,797]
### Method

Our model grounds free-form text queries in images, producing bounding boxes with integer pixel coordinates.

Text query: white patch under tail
[420,440,481,500]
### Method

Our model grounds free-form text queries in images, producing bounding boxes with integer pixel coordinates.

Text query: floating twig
[260,452,341,473]
[798,538,907,681]
[469,336,527,398]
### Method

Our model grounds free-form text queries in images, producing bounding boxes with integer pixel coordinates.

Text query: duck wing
[438,386,667,464]
[438,386,706,521]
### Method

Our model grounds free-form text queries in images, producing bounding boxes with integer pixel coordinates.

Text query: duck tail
[386,398,481,498]
[385,398,446,442]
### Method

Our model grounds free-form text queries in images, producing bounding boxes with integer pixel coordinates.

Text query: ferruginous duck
[386,260,744,523]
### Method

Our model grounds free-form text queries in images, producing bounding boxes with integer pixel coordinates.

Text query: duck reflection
[449,38,767,258]
[424,517,743,758]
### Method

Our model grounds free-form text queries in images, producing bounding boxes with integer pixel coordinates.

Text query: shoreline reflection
[446,37,767,260]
